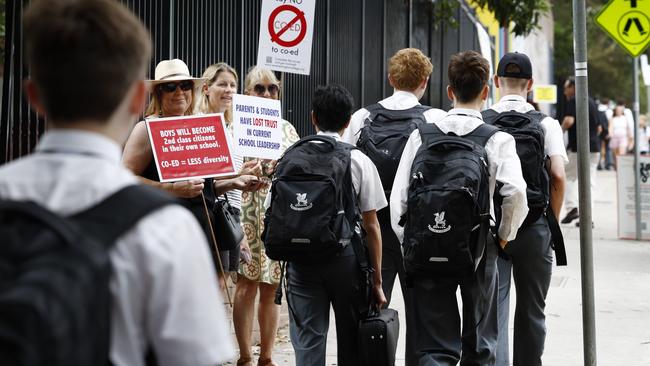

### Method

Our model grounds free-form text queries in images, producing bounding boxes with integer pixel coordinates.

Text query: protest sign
[257,0,316,75]
[232,94,283,160]
[146,114,236,182]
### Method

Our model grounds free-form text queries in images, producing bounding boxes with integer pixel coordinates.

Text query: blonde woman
[233,67,299,366]
[198,62,265,291]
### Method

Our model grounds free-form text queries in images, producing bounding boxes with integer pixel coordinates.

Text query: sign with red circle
[257,0,316,76]
[268,5,307,48]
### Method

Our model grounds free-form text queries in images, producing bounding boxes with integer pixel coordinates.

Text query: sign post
[596,0,650,240]
[574,0,598,364]
[257,0,316,75]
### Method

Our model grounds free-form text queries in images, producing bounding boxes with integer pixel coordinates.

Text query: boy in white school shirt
[390,50,528,365]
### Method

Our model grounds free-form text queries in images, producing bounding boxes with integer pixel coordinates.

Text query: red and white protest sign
[257,0,316,75]
[146,114,236,182]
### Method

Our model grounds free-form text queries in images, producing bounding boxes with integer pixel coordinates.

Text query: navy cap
[496,52,532,79]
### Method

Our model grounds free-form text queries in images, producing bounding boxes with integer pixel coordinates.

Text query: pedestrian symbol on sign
[618,11,649,44]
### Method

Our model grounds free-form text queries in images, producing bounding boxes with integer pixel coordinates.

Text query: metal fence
[1,0,484,164]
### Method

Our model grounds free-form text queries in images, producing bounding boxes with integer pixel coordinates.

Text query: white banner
[232,94,283,160]
[616,155,650,240]
[257,0,316,75]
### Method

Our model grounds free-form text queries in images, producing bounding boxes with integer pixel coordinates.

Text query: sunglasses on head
[158,80,194,93]
[253,84,279,95]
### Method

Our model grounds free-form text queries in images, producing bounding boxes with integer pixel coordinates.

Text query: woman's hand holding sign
[166,179,205,198]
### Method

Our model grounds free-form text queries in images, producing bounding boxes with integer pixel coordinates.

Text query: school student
[0,1,234,365]
[390,51,528,365]
[263,84,387,365]
[484,52,567,366]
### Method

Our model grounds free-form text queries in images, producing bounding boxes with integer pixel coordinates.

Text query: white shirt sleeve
[485,132,529,241]
[541,117,569,163]
[350,150,387,212]
[389,129,422,243]
[117,207,235,366]
[342,108,370,145]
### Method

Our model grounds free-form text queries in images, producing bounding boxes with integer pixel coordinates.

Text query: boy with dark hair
[390,51,528,365]
[0,0,233,365]
[343,48,446,366]
[264,84,387,365]
[484,52,567,366]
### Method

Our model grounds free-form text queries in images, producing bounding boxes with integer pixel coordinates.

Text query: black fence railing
[1,0,484,164]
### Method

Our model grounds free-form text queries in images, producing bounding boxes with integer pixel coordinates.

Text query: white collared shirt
[264,131,387,213]
[342,90,447,145]
[390,108,529,243]
[489,95,568,163]
[0,130,235,366]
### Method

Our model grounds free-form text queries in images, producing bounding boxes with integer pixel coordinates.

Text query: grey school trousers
[496,216,553,366]
[286,245,364,366]
[410,235,499,366]
[378,209,418,366]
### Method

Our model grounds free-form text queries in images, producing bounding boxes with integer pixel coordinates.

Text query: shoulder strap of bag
[545,208,567,266]
[71,185,177,248]
[464,123,500,147]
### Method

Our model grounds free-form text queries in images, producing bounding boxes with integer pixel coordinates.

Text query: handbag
[358,307,400,366]
[211,195,244,252]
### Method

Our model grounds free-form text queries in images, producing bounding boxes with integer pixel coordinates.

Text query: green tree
[430,0,550,36]
[473,0,550,36]
[553,0,648,112]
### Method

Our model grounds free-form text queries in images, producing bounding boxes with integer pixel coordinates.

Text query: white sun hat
[147,59,206,86]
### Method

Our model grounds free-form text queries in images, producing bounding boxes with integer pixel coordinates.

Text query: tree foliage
[473,0,550,36]
[553,0,648,111]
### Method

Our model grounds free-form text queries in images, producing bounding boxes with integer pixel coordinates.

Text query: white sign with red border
[257,0,316,75]
[232,94,283,160]
[145,114,237,182]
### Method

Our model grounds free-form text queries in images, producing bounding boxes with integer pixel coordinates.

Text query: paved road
[266,169,650,365]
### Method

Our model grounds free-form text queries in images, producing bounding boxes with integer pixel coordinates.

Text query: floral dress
[238,119,299,284]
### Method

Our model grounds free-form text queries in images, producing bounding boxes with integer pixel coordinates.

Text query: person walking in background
[0,0,234,364]
[560,78,600,227]
[639,114,649,155]
[342,47,446,366]
[484,52,567,366]
[608,105,634,170]
[597,97,613,170]
[233,67,299,366]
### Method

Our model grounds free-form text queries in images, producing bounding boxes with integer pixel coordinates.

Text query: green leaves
[474,0,550,36]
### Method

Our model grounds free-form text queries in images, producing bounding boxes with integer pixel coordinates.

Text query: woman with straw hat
[123,59,262,281]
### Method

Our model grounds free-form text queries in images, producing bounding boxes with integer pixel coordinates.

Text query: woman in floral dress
[233,66,299,366]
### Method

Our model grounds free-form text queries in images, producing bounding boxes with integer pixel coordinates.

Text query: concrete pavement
[262,169,650,365]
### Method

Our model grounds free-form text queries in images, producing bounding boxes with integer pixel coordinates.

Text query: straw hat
[147,59,206,86]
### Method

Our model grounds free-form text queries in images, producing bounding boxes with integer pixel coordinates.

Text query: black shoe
[561,208,579,224]
[575,221,594,228]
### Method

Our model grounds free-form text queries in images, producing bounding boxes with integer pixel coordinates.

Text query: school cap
[496,52,532,79]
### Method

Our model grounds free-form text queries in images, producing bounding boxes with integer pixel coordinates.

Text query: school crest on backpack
[401,123,498,279]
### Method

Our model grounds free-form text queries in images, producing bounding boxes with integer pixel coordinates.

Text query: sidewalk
[267,169,650,365]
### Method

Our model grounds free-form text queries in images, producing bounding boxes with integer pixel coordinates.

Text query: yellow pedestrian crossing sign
[595,0,650,57]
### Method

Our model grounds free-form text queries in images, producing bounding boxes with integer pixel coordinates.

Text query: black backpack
[401,123,498,279]
[0,185,175,366]
[263,135,363,264]
[482,109,548,227]
[357,103,431,201]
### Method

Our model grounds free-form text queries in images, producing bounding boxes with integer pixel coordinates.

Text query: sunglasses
[158,80,194,93]
[253,84,279,95]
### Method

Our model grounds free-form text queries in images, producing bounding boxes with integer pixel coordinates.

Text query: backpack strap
[365,103,432,125]
[545,208,567,266]
[71,185,177,248]
[464,123,500,147]
[481,108,500,125]
[417,122,446,146]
